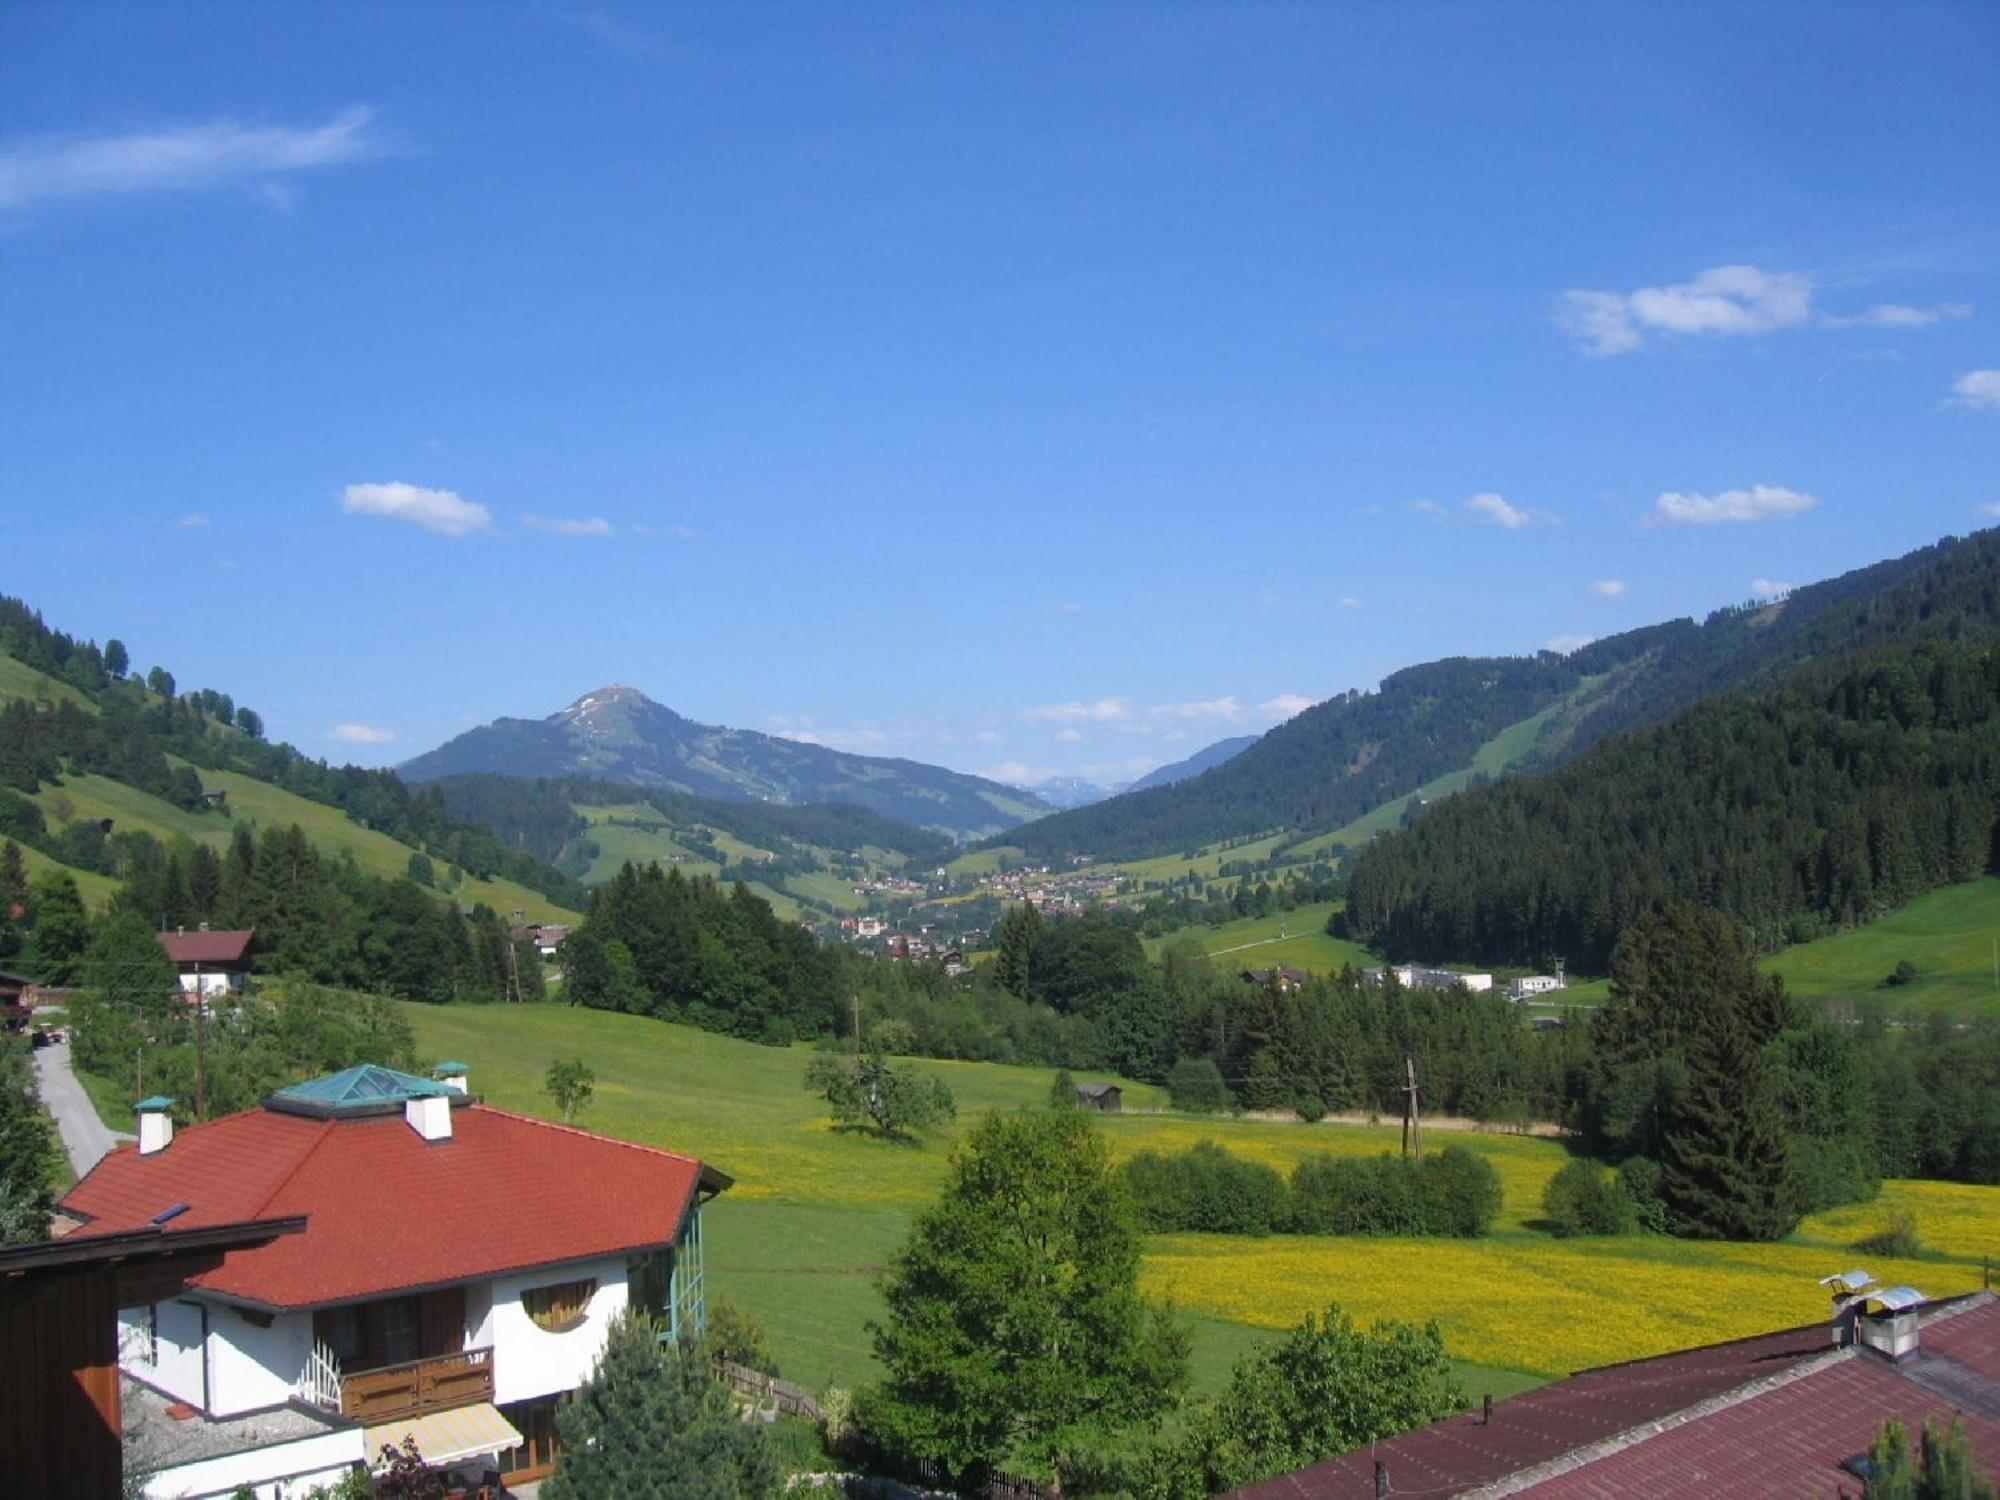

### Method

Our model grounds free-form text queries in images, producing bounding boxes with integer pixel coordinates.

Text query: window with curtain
[521,1278,597,1333]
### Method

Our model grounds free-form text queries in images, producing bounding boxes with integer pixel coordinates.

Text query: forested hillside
[1006,528,2000,862]
[1343,639,2000,969]
[0,596,585,909]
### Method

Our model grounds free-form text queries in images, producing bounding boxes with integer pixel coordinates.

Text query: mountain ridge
[400,684,1051,840]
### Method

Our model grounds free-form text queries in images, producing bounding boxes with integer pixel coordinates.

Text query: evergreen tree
[542,1311,776,1500]
[864,1109,1188,1491]
[992,900,1044,1002]
[1659,1001,1799,1240]
[0,1036,60,1244]
[24,870,88,983]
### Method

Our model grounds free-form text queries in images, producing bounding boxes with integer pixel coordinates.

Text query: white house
[1508,974,1566,1002]
[156,927,256,998]
[1368,964,1494,993]
[59,1063,729,1497]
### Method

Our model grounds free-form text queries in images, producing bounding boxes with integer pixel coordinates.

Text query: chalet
[1229,1283,2000,1499]
[0,968,31,1033]
[58,1063,729,1496]
[155,926,255,998]
[201,788,229,810]
[1241,966,1311,993]
[1075,1082,1123,1114]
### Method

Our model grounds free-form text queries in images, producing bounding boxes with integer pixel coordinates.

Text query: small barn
[1075,1082,1123,1114]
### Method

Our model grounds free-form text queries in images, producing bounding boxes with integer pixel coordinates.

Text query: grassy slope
[1144,902,1376,975]
[15,841,120,909]
[1767,876,2000,1016]
[392,1003,1997,1402]
[0,654,93,710]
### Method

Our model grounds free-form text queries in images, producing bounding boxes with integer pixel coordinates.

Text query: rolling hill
[400,684,1050,839]
[1126,734,1259,793]
[1000,527,2000,862]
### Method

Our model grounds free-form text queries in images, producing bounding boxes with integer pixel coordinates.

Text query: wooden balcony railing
[340,1346,494,1423]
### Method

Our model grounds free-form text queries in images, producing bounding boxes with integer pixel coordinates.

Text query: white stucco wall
[488,1256,631,1405]
[205,1305,312,1418]
[142,1426,363,1500]
[120,1298,209,1407]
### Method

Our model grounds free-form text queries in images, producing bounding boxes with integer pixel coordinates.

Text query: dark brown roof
[155,928,254,966]
[1230,1296,2000,1500]
[1076,1082,1122,1098]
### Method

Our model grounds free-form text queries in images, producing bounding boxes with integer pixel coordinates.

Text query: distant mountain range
[1125,734,1260,793]
[399,685,1052,839]
[999,529,2000,861]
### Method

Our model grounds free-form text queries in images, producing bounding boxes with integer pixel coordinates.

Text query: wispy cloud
[1951,370,2000,411]
[341,481,492,536]
[1410,499,1446,517]
[523,514,614,538]
[977,729,1003,745]
[332,723,396,744]
[1053,601,1086,615]
[1556,263,1969,356]
[1150,696,1241,722]
[1465,492,1557,529]
[1056,728,1083,743]
[1751,577,1795,597]
[0,106,383,212]
[1590,578,1627,598]
[1337,595,1363,610]
[1645,484,1817,527]
[1259,693,1314,721]
[171,512,210,529]
[1024,698,1133,724]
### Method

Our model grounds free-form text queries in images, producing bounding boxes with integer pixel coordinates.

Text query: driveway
[34,1037,132,1179]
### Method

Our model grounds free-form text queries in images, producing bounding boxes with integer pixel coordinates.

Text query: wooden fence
[715,1357,825,1424]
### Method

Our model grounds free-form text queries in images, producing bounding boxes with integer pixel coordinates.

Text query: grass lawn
[15,842,121,908]
[384,1002,1998,1405]
[0,654,95,711]
[35,771,230,849]
[1767,877,2000,1017]
[1144,902,1376,975]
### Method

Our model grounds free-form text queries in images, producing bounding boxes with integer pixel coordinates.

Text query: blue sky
[2,3,1996,788]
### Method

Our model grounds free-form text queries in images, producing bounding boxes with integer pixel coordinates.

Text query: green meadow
[1143,902,1375,974]
[382,1002,1997,1407]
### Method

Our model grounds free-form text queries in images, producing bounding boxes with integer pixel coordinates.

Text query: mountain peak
[556,683,654,724]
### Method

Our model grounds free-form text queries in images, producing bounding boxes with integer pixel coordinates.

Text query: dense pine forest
[1343,638,2000,969]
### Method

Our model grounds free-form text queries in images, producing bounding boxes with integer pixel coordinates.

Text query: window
[521,1278,597,1333]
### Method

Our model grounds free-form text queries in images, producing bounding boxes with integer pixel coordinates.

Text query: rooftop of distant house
[1230,1291,2000,1499]
[58,1063,729,1310]
[154,926,255,966]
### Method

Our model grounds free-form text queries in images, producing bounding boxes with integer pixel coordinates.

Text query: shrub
[705,1297,779,1376]
[1049,1068,1077,1109]
[1616,1156,1669,1233]
[1122,1143,1292,1235]
[1543,1158,1636,1237]
[1295,1093,1327,1124]
[1884,960,1918,989]
[1852,1212,1923,1259]
[1419,1147,1503,1237]
[1168,1056,1232,1113]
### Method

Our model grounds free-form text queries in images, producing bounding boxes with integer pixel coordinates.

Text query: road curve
[34,1037,132,1180]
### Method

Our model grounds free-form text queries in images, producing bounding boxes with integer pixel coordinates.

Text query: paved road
[34,1037,132,1179]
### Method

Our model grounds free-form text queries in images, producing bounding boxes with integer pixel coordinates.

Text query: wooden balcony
[340,1346,494,1423]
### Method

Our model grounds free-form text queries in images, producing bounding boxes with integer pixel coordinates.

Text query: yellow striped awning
[365,1401,523,1470]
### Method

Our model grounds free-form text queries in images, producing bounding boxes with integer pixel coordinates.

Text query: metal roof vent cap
[1855,1286,1925,1362]
[136,1096,176,1156]
[432,1061,469,1095]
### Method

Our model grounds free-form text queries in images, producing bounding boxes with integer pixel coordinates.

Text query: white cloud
[777,726,888,752]
[340,481,492,536]
[1559,265,1813,355]
[1545,634,1596,655]
[982,760,1057,787]
[172,512,209,529]
[332,723,396,744]
[1751,577,1795,597]
[1337,595,1362,610]
[523,514,614,538]
[1465,492,1555,529]
[0,106,382,212]
[1150,696,1241,722]
[977,729,1003,745]
[1590,578,1627,598]
[1410,499,1446,517]
[1823,302,1971,329]
[1024,697,1132,723]
[1645,484,1817,527]
[1053,601,1086,615]
[1259,694,1314,721]
[1055,728,1082,743]
[1951,370,2000,411]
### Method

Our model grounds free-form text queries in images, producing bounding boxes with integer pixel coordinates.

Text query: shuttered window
[521,1278,597,1333]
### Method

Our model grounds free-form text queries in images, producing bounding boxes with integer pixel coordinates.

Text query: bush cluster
[1121,1143,1502,1239]
[1541,1157,1638,1236]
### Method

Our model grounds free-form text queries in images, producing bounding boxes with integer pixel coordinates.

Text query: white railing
[298,1339,344,1412]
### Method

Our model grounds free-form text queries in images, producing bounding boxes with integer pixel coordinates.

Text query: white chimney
[137,1097,176,1155]
[406,1093,453,1142]
[432,1063,469,1095]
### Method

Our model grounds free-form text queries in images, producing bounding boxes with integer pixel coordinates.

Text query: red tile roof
[155,928,255,966]
[59,1102,709,1308]
[1231,1296,2000,1500]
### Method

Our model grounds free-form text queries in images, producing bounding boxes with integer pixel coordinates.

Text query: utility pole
[192,964,207,1123]
[1401,1054,1422,1161]
[506,936,522,1004]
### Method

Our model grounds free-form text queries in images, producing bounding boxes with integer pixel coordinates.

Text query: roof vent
[1855,1286,1925,1362]
[406,1092,453,1143]
[137,1096,176,1156]
[432,1061,469,1095]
